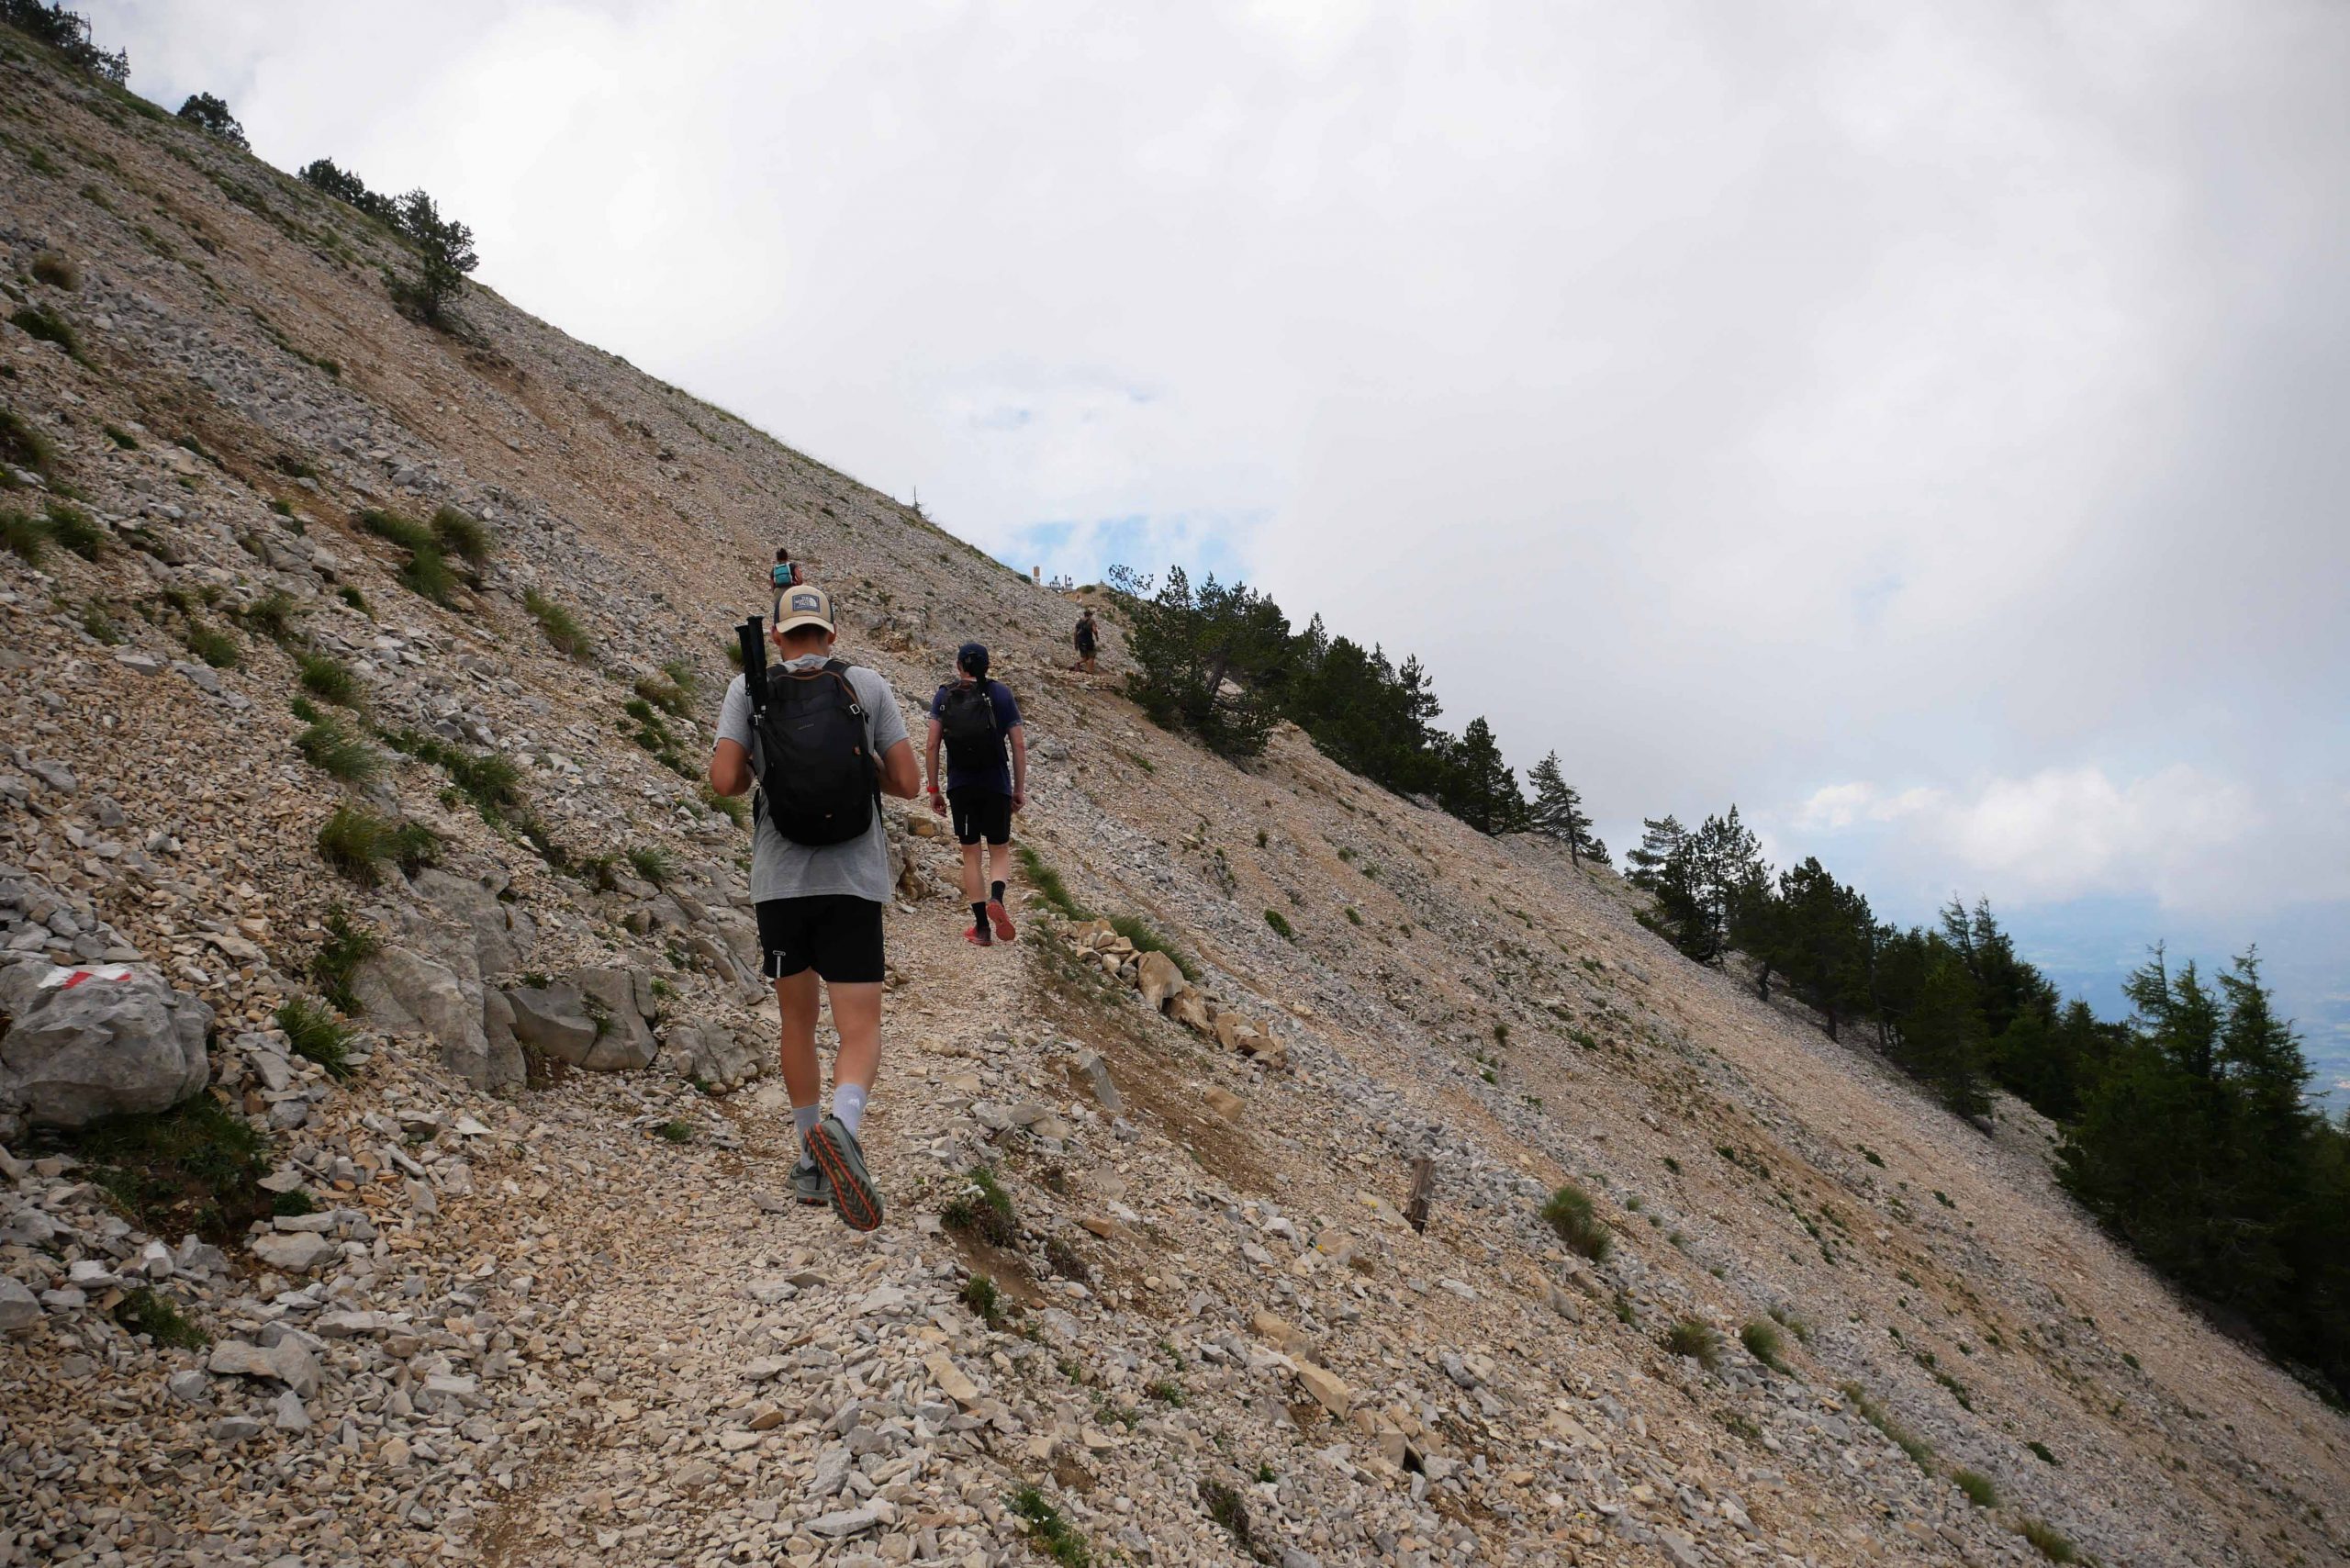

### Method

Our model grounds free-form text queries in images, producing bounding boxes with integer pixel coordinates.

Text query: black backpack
[751,659,878,846]
[937,681,1001,768]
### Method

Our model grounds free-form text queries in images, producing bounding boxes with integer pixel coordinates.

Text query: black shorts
[755,895,885,983]
[948,789,1013,846]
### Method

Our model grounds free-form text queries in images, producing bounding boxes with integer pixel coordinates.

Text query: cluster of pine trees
[1628,812,2350,1401]
[1105,566,1605,860]
[297,161,479,327]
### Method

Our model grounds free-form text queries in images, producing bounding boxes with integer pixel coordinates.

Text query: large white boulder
[0,962,212,1127]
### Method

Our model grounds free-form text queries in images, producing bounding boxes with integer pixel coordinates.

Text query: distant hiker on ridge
[769,546,801,618]
[1072,607,1099,674]
[926,642,1026,947]
[711,584,921,1231]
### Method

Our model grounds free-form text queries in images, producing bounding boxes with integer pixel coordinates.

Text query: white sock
[792,1103,820,1154]
[833,1082,868,1137]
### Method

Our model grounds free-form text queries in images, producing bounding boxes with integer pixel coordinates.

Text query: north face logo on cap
[790,591,822,613]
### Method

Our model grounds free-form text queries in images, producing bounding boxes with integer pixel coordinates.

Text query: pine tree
[176,92,247,148]
[1442,718,1524,835]
[1626,815,1685,892]
[1527,751,1597,867]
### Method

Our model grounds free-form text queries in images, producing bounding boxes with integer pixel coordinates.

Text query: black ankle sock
[971,902,988,932]
[990,880,1005,904]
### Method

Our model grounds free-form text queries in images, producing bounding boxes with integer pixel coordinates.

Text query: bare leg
[773,969,822,1109]
[988,839,1012,894]
[961,843,984,905]
[826,981,883,1092]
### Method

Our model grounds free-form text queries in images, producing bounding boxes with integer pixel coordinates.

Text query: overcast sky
[106,1,2350,1096]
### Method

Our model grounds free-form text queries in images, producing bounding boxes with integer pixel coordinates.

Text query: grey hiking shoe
[804,1114,883,1232]
[790,1153,828,1206]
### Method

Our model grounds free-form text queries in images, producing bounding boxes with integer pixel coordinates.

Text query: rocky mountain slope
[4,34,2347,1568]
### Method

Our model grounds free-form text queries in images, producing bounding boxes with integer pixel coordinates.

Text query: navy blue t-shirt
[930,679,1022,795]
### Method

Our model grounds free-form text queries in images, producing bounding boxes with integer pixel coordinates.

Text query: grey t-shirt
[716,656,910,905]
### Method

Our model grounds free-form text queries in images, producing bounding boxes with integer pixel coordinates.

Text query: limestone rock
[352,946,520,1092]
[1136,949,1188,1010]
[249,1231,334,1274]
[0,1274,41,1332]
[1295,1361,1352,1418]
[0,963,211,1127]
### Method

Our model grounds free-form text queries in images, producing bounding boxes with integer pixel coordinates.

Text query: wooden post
[1406,1156,1435,1233]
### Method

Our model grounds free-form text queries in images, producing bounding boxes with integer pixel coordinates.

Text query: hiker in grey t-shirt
[710,584,920,1231]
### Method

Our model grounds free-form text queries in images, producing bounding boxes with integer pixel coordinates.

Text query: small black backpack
[753,659,878,846]
[937,681,1000,767]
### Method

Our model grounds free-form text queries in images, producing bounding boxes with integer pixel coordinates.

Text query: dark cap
[957,642,990,677]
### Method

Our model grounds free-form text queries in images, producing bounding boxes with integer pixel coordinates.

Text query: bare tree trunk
[1406,1157,1435,1234]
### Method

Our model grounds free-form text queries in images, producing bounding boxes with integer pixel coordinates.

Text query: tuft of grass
[81,601,125,644]
[2019,1518,2076,1563]
[699,783,746,827]
[183,621,241,668]
[316,804,438,887]
[944,1164,1019,1246]
[1665,1318,1723,1370]
[1199,1479,1257,1557]
[1263,907,1295,941]
[2027,1439,2059,1466]
[114,1286,207,1350]
[961,1271,1005,1327]
[39,1098,271,1241]
[103,424,139,450]
[274,999,353,1079]
[336,584,369,614]
[1145,1377,1186,1406]
[359,508,432,551]
[430,505,489,564]
[524,588,591,659]
[1769,1304,1813,1343]
[31,252,82,290]
[272,1187,318,1218]
[398,547,457,605]
[1953,1469,1998,1507]
[44,500,102,559]
[1,406,56,476]
[1344,905,1363,925]
[1108,913,1194,981]
[297,650,362,706]
[1541,1182,1611,1261]
[240,588,302,644]
[295,719,379,782]
[2,506,52,563]
[1009,1485,1091,1566]
[634,673,693,718]
[310,906,378,1014]
[10,303,84,362]
[1740,1319,1789,1372]
[1842,1383,1934,1470]
[626,845,674,887]
[655,1120,694,1144]
[1017,846,1087,920]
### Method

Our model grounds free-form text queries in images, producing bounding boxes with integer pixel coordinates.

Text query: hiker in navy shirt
[924,643,1026,947]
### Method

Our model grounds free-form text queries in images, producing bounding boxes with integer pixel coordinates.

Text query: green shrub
[626,845,674,887]
[359,508,432,551]
[9,303,84,362]
[271,1187,318,1218]
[1017,846,1086,920]
[336,584,368,614]
[0,406,55,476]
[960,1271,1004,1327]
[430,504,489,564]
[1542,1183,1611,1261]
[295,719,379,782]
[297,650,361,705]
[103,424,138,450]
[1769,1304,1813,1343]
[1740,1319,1788,1372]
[1263,908,1295,941]
[113,1285,207,1349]
[2027,1440,2058,1465]
[655,1120,694,1144]
[1009,1485,1089,1566]
[1665,1318,1722,1369]
[2019,1518,2076,1562]
[288,695,321,723]
[1,507,51,562]
[524,588,590,659]
[40,1097,271,1240]
[1109,913,1194,980]
[274,999,353,1079]
[1953,1469,1998,1507]
[43,501,102,559]
[634,673,692,718]
[310,906,378,1013]
[1841,1383,1934,1470]
[1344,905,1363,925]
[183,621,240,668]
[943,1165,1017,1245]
[398,546,456,605]
[1199,1479,1256,1559]
[1145,1378,1185,1406]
